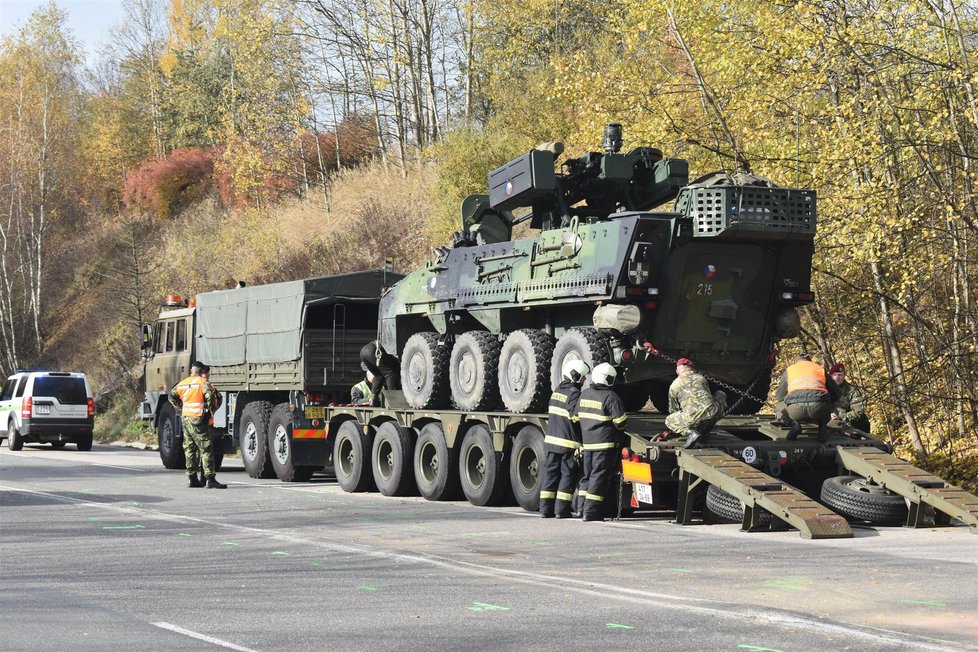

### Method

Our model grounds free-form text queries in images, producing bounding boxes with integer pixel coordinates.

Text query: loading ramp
[675,449,853,540]
[837,447,978,533]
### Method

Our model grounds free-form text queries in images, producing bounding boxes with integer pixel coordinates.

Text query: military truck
[380,124,813,415]
[139,270,401,480]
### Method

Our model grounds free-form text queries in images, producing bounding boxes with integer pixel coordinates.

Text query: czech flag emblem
[704,264,716,279]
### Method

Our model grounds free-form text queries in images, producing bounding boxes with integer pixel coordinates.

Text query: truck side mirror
[141,323,153,351]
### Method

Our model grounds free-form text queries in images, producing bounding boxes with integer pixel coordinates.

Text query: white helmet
[591,362,618,387]
[562,359,590,383]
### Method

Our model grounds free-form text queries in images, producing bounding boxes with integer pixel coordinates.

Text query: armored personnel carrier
[380,125,815,413]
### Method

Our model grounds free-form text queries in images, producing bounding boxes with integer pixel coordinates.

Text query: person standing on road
[774,353,841,443]
[168,362,226,489]
[575,363,628,522]
[828,363,870,433]
[360,341,401,407]
[665,358,727,449]
[539,360,589,519]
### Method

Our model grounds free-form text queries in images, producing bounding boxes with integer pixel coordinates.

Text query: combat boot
[682,429,705,449]
[786,421,802,440]
[205,475,227,489]
[188,475,204,488]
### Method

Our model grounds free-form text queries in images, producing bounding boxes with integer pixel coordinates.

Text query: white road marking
[152,622,259,652]
[0,483,969,651]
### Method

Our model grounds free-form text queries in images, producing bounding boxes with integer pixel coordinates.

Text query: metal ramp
[837,447,978,534]
[675,449,853,539]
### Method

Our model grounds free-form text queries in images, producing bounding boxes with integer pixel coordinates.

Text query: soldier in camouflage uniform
[169,362,226,489]
[665,358,726,449]
[828,363,870,433]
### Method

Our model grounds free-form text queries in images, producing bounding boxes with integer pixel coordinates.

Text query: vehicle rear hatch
[31,375,88,420]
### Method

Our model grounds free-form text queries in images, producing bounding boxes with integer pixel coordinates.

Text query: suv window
[13,377,25,398]
[33,377,87,405]
[1,377,16,401]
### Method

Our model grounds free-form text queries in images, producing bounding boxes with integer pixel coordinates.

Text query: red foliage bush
[123,147,217,218]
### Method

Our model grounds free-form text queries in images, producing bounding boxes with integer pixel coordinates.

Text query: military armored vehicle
[380,125,814,413]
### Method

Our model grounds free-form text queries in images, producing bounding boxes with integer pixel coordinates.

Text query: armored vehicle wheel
[372,421,416,496]
[459,424,510,506]
[649,382,670,414]
[7,425,24,451]
[50,441,66,449]
[820,475,908,525]
[268,403,314,482]
[550,328,609,390]
[619,381,654,412]
[76,431,93,452]
[240,401,275,479]
[414,422,459,501]
[450,331,501,411]
[499,329,554,413]
[401,332,450,409]
[705,485,772,525]
[334,420,375,493]
[510,425,545,512]
[156,403,184,469]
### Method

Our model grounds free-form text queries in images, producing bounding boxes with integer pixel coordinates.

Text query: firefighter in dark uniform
[575,363,628,522]
[539,359,590,519]
[360,340,401,406]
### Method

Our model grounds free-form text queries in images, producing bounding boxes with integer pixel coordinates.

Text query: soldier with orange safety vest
[168,361,226,488]
[774,353,842,443]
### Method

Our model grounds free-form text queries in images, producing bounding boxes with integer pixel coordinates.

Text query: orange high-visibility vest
[173,376,208,418]
[786,360,828,394]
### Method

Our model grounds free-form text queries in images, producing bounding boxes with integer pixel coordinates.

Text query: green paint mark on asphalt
[312,562,324,567]
[358,584,381,592]
[462,531,511,538]
[900,599,946,607]
[532,541,553,546]
[271,551,290,556]
[87,517,114,521]
[468,602,509,612]
[222,541,240,546]
[601,552,625,557]
[408,524,427,530]
[664,568,693,574]
[763,576,811,591]
[737,645,784,652]
[103,525,145,530]
[605,623,633,629]
[131,502,142,506]
[178,533,191,537]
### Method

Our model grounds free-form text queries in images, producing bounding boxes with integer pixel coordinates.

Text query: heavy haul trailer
[282,397,978,539]
[139,270,402,478]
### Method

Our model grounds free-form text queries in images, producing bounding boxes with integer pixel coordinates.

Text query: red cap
[676,358,694,367]
[829,363,845,374]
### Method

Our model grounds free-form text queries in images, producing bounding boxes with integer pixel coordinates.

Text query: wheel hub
[508,352,528,392]
[408,353,428,390]
[458,351,477,393]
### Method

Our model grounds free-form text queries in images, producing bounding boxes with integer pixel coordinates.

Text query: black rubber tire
[76,431,93,452]
[50,441,66,449]
[509,425,545,512]
[449,331,501,411]
[499,329,554,413]
[157,403,184,469]
[7,424,24,451]
[401,332,450,409]
[725,371,772,416]
[619,381,654,412]
[550,328,609,390]
[267,403,313,482]
[372,421,416,496]
[239,401,275,479]
[649,382,670,414]
[458,424,510,507]
[705,485,773,525]
[820,475,908,525]
[333,420,375,493]
[413,422,459,501]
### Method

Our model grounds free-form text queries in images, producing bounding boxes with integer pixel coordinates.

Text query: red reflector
[625,287,645,296]
[621,350,632,361]
[621,448,631,460]
[644,301,658,310]
[22,397,32,418]
[798,292,815,301]
[630,493,639,508]
[312,419,320,427]
[87,398,95,417]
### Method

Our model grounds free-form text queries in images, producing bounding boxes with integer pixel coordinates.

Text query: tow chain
[641,342,778,416]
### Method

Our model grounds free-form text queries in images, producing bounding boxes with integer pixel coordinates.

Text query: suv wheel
[7,424,24,451]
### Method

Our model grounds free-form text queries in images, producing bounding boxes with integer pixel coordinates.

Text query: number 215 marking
[697,283,713,295]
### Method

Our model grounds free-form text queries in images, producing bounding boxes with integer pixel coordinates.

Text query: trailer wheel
[450,331,501,411]
[459,424,510,507]
[550,328,609,390]
[510,425,545,512]
[820,475,908,525]
[499,329,554,413]
[240,401,275,479]
[372,422,416,496]
[414,422,459,501]
[705,485,773,525]
[7,424,24,451]
[157,403,184,469]
[268,403,313,482]
[401,332,450,409]
[334,420,375,492]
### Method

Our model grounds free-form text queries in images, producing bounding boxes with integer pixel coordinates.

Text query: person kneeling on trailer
[774,353,841,443]
[539,360,589,519]
[665,358,727,449]
[360,340,401,407]
[575,363,628,522]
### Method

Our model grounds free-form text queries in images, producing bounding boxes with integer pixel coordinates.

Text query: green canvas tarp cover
[195,270,400,366]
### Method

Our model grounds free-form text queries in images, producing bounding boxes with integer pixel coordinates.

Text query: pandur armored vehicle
[380,124,813,414]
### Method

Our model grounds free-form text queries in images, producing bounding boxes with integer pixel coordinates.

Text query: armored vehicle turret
[380,125,815,413]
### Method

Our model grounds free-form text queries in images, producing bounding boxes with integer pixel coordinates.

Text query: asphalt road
[1,444,976,652]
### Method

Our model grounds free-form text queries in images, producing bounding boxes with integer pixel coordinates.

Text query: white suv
[0,371,94,451]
